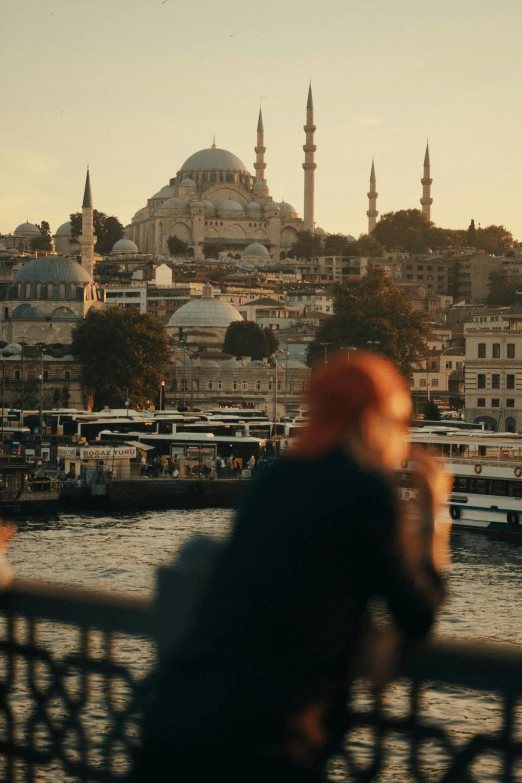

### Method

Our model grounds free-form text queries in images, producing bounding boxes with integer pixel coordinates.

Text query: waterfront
[5,512,522,781]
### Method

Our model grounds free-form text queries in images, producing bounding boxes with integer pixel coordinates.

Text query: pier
[0,564,521,781]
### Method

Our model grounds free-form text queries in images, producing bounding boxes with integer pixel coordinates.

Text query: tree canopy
[167,236,189,257]
[71,307,172,410]
[307,267,430,378]
[223,321,279,360]
[31,220,52,251]
[291,230,323,260]
[70,210,124,255]
[487,271,519,306]
[475,225,513,256]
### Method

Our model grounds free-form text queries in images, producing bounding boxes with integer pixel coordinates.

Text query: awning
[124,440,154,451]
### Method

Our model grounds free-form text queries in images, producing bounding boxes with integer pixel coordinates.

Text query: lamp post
[38,348,45,435]
[159,380,165,411]
[279,349,289,419]
[20,345,24,429]
[1,358,5,454]
[320,342,332,366]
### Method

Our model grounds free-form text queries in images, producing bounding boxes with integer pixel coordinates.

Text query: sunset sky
[3,0,522,239]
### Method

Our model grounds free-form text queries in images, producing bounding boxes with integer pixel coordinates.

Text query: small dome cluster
[168,283,243,329]
[112,239,139,254]
[243,242,269,257]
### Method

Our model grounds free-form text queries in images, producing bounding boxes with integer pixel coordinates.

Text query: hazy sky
[3,0,522,240]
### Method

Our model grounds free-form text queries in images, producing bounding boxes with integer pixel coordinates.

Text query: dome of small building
[179,177,196,187]
[133,208,145,219]
[315,227,326,235]
[181,148,247,173]
[200,359,219,367]
[346,234,357,243]
[13,255,92,285]
[167,284,243,329]
[253,181,268,193]
[2,343,22,356]
[278,201,297,215]
[51,307,80,320]
[216,200,244,212]
[161,198,188,210]
[246,201,262,211]
[14,222,40,237]
[55,222,73,237]
[202,200,215,213]
[243,242,269,257]
[10,304,44,320]
[112,239,139,254]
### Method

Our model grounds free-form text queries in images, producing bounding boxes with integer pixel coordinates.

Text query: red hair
[292,352,409,459]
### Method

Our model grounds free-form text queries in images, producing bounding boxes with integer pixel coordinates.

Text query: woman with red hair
[133,352,448,783]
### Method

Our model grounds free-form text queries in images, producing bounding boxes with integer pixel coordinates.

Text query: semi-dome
[14,222,40,236]
[278,201,297,215]
[55,222,73,237]
[181,147,247,173]
[179,177,196,187]
[2,343,22,356]
[167,283,243,329]
[133,208,145,219]
[243,242,269,257]
[162,198,188,210]
[216,200,244,212]
[112,239,139,254]
[246,201,262,211]
[10,304,45,320]
[152,185,177,199]
[13,255,92,284]
[202,200,215,213]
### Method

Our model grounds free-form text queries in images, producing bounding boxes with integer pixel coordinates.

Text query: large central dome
[13,256,92,285]
[180,147,248,173]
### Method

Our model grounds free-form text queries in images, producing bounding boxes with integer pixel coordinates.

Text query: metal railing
[1,572,522,781]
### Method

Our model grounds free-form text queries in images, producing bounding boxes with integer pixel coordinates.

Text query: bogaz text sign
[80,446,136,460]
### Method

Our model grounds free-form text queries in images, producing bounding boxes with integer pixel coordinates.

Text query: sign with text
[57,447,77,459]
[80,446,136,460]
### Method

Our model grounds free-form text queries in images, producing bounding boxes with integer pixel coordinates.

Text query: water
[5,513,522,781]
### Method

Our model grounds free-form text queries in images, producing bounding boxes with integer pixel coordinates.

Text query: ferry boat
[401,429,522,537]
[0,457,60,515]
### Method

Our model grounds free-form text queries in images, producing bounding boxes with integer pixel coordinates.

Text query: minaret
[366,159,378,233]
[302,83,317,232]
[254,107,266,183]
[420,141,433,222]
[80,167,95,277]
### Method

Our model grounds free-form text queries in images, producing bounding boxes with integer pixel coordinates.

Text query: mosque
[125,86,319,262]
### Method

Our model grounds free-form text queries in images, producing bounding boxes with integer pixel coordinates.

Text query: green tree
[223,321,279,360]
[322,233,352,256]
[487,271,519,306]
[306,267,430,378]
[203,242,222,259]
[353,233,383,257]
[61,385,70,408]
[52,388,62,408]
[167,236,189,257]
[70,210,124,255]
[423,400,441,421]
[475,225,513,256]
[31,220,52,251]
[291,230,323,260]
[467,219,477,246]
[71,307,172,410]
[372,209,430,252]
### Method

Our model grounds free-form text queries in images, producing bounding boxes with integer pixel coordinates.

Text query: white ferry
[401,429,522,537]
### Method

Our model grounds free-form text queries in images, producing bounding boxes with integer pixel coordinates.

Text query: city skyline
[3,0,522,240]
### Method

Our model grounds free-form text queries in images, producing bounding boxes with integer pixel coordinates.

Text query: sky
[2,0,522,240]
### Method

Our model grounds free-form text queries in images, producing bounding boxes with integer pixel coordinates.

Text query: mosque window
[59,284,66,299]
[64,371,71,380]
[256,382,261,391]
[220,222,223,226]
[14,371,20,380]
[17,284,22,298]
[208,381,213,390]
[48,284,53,299]
[70,284,76,299]
[268,381,273,391]
[36,284,41,298]
[218,381,223,390]
[25,284,31,298]
[242,381,247,390]
[43,371,49,381]
[233,381,238,391]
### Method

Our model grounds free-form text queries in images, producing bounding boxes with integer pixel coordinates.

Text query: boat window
[509,481,522,498]
[490,480,508,496]
[470,478,488,494]
[453,476,469,492]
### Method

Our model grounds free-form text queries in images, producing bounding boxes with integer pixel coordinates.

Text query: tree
[203,242,222,259]
[423,400,441,421]
[61,385,70,408]
[71,307,172,410]
[467,219,477,246]
[487,272,519,306]
[475,225,513,256]
[353,233,383,257]
[167,236,189,257]
[291,230,323,260]
[223,321,279,360]
[372,209,430,252]
[31,220,52,251]
[70,210,124,255]
[322,233,352,256]
[52,388,61,408]
[306,267,430,378]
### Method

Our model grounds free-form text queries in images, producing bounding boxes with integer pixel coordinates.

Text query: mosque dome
[55,222,73,237]
[2,343,22,356]
[10,304,45,320]
[179,177,196,187]
[180,148,247,173]
[278,201,297,215]
[162,198,188,210]
[14,222,40,237]
[13,255,92,284]
[346,234,357,243]
[202,200,215,213]
[133,208,145,219]
[243,242,269,257]
[216,200,244,212]
[167,283,243,328]
[246,202,262,212]
[152,185,177,199]
[315,227,326,235]
[112,238,139,254]
[253,181,268,194]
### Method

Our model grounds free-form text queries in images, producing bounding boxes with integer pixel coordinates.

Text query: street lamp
[159,380,165,411]
[39,348,45,434]
[1,357,5,454]
[320,342,332,366]
[278,349,289,419]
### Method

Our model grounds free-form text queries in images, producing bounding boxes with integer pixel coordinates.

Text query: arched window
[14,370,20,380]
[59,284,66,299]
[47,284,53,299]
[268,381,273,391]
[25,283,31,298]
[70,284,76,299]
[256,382,261,391]
[208,381,213,390]
[217,380,222,390]
[233,381,238,391]
[36,284,41,298]
[17,284,22,298]
[242,381,247,390]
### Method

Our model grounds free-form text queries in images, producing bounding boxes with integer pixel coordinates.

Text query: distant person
[248,454,256,471]
[131,352,449,783]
